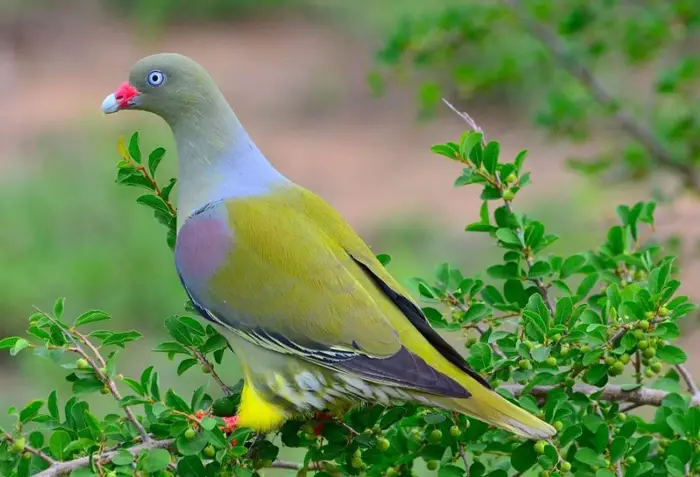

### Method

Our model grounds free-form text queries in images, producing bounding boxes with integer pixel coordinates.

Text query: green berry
[651,362,662,373]
[203,445,216,458]
[184,428,196,441]
[545,357,557,366]
[643,348,656,359]
[620,353,630,364]
[661,438,671,448]
[637,320,650,330]
[644,311,655,320]
[540,471,550,477]
[552,334,562,341]
[377,438,390,451]
[106,472,117,477]
[100,386,110,395]
[638,340,649,350]
[613,361,625,373]
[21,452,31,461]
[450,425,461,437]
[625,456,637,465]
[201,364,212,374]
[354,448,362,458]
[633,329,645,339]
[560,461,572,472]
[518,359,532,370]
[634,270,647,280]
[604,356,616,366]
[506,173,517,184]
[553,421,564,432]
[534,440,547,454]
[430,429,442,442]
[386,468,399,477]
[76,358,90,370]
[426,460,439,471]
[10,438,25,454]
[523,340,534,349]
[658,306,670,317]
[303,433,316,440]
[351,457,363,469]
[503,189,515,201]
[560,345,570,356]
[644,369,655,378]
[618,413,627,422]
[580,345,590,353]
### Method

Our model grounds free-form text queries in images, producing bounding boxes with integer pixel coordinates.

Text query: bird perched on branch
[101,53,555,439]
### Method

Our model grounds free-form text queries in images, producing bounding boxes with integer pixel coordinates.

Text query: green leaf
[657,345,687,365]
[460,132,482,160]
[20,400,44,423]
[49,430,71,460]
[559,425,582,447]
[137,194,171,215]
[561,254,586,278]
[152,341,190,355]
[666,455,685,477]
[466,343,492,371]
[47,390,59,420]
[496,228,521,245]
[72,379,104,395]
[111,449,134,466]
[53,297,65,320]
[576,273,599,299]
[574,447,605,467]
[668,414,686,436]
[10,338,30,356]
[482,141,499,174]
[143,448,171,472]
[165,388,191,413]
[148,147,166,177]
[595,470,616,477]
[128,132,142,163]
[0,336,21,349]
[529,261,551,278]
[511,442,537,472]
[177,455,206,477]
[73,310,110,327]
[122,378,145,396]
[438,465,466,477]
[177,358,199,376]
[463,304,489,322]
[177,431,208,456]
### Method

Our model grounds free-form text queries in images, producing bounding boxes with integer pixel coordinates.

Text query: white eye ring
[147,70,165,87]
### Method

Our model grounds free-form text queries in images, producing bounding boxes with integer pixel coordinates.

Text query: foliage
[371,0,700,198]
[1,125,700,477]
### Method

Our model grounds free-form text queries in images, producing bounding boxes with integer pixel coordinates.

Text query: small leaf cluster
[1,129,700,476]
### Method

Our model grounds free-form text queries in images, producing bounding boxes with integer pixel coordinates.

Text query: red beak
[101,82,141,114]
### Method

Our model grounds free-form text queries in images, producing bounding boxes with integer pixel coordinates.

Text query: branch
[442,98,554,314]
[190,348,233,397]
[501,384,700,407]
[2,431,57,466]
[34,439,174,477]
[501,0,700,192]
[31,435,318,477]
[676,364,700,397]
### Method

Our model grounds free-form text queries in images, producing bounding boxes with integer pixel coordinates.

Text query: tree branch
[675,364,700,397]
[501,0,700,192]
[501,384,700,407]
[2,431,57,466]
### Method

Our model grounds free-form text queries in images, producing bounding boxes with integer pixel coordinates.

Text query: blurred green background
[1,0,698,461]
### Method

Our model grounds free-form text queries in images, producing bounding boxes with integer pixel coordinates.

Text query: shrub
[1,112,699,476]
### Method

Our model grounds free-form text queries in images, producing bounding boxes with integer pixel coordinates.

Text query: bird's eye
[147,70,165,87]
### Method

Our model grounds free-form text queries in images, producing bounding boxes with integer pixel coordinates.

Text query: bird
[101,53,556,440]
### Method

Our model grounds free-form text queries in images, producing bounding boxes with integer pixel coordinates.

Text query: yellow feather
[237,376,287,432]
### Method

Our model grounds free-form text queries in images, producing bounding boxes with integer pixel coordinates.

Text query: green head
[101,53,229,125]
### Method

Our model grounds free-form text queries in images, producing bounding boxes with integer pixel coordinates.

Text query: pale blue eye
[147,71,165,87]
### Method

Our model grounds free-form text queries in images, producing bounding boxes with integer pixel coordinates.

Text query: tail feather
[434,389,556,440]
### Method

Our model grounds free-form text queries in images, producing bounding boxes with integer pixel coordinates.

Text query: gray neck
[167,101,289,229]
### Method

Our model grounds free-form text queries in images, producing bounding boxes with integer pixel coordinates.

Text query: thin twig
[442,98,555,314]
[190,348,232,397]
[501,0,700,192]
[501,384,700,407]
[676,364,700,397]
[2,431,57,466]
[459,444,470,471]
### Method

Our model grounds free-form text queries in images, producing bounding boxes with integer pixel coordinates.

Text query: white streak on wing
[296,372,321,392]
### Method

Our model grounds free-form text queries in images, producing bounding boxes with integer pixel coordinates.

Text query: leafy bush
[371,1,700,197]
[1,116,700,476]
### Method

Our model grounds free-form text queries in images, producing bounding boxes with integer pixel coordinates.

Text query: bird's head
[101,53,224,124]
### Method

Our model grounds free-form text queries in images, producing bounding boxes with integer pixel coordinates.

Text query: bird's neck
[169,104,289,229]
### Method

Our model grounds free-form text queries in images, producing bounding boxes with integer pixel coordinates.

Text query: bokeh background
[1,0,699,455]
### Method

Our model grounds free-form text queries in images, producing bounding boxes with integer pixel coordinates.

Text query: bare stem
[190,348,232,397]
[676,364,700,397]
